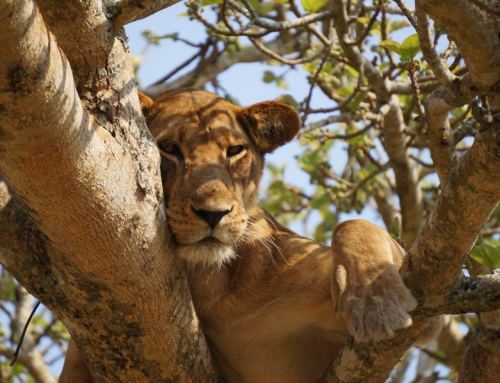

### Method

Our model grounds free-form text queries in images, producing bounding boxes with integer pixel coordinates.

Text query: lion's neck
[185,207,292,316]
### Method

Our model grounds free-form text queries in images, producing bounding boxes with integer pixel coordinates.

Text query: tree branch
[418,0,500,102]
[330,0,425,245]
[381,96,424,245]
[145,37,299,96]
[110,0,181,29]
[189,0,333,37]
[423,88,459,184]
[436,316,465,372]
[458,313,500,383]
[320,271,500,383]
[330,0,390,99]
[0,344,56,383]
[35,0,120,94]
[415,2,459,94]
[0,1,217,381]
[421,272,500,317]
[393,0,417,29]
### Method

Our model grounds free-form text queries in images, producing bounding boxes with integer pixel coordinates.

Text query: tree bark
[0,1,217,381]
[457,312,500,383]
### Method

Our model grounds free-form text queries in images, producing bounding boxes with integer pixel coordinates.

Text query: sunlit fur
[145,89,291,268]
[176,240,237,269]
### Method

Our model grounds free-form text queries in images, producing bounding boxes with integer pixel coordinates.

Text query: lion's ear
[138,92,155,121]
[239,101,300,154]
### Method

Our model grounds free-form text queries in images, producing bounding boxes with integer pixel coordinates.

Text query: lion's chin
[175,238,237,268]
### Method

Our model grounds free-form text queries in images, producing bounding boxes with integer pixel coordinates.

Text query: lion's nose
[192,207,232,229]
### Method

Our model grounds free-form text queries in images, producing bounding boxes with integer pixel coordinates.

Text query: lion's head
[140,90,300,267]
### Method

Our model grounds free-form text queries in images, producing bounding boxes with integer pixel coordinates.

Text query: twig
[227,0,333,31]
[407,61,425,119]
[321,125,372,140]
[288,0,333,47]
[306,106,341,114]
[347,0,382,46]
[392,0,417,29]
[302,53,329,123]
[415,2,459,94]
[33,317,59,346]
[150,40,211,86]
[249,37,325,65]
[188,0,333,37]
[301,114,357,135]
[0,303,12,319]
[347,162,390,205]
[10,301,41,366]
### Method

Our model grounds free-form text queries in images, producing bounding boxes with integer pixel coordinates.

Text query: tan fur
[60,90,421,383]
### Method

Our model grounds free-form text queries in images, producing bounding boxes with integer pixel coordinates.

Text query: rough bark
[419,272,500,316]
[381,96,424,245]
[0,1,217,382]
[457,312,500,383]
[418,0,500,99]
[110,0,181,29]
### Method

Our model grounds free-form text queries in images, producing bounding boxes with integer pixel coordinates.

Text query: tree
[0,0,499,382]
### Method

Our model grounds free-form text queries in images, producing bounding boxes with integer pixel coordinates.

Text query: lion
[60,89,426,383]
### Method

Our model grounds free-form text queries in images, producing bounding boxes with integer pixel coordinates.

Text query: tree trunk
[0,1,217,381]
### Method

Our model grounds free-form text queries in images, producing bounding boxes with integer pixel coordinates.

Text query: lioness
[61,90,420,383]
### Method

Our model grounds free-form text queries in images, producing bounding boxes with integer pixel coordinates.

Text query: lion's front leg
[330,220,417,342]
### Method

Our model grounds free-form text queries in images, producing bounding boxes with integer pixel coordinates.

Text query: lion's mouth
[174,234,237,268]
[199,236,223,246]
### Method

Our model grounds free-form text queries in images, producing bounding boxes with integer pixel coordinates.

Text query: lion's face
[142,90,299,267]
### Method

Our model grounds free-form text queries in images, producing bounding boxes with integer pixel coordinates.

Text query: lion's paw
[333,265,417,343]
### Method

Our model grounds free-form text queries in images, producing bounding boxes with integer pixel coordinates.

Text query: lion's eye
[159,141,183,160]
[227,145,245,158]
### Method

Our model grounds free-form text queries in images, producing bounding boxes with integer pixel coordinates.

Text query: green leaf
[400,34,420,60]
[276,94,299,109]
[347,91,366,111]
[389,215,402,241]
[301,0,327,12]
[380,40,401,56]
[310,191,330,210]
[276,78,288,89]
[263,71,275,83]
[388,20,409,33]
[248,0,274,14]
[200,0,222,5]
[1,275,16,300]
[470,241,500,270]
[357,16,370,25]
